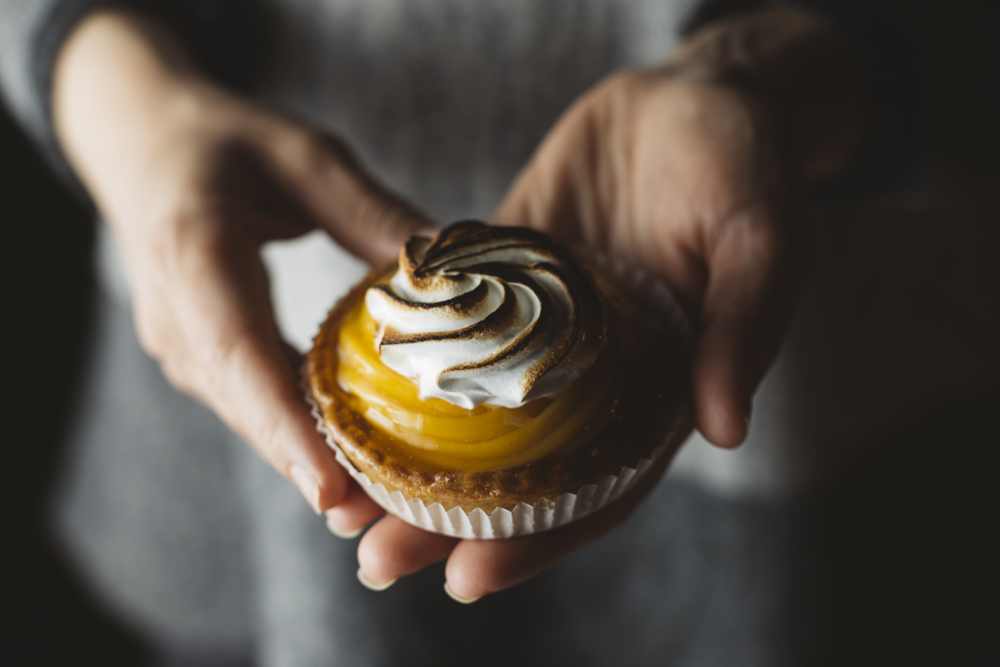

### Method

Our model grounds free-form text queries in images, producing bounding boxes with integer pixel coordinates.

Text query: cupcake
[307,221,691,538]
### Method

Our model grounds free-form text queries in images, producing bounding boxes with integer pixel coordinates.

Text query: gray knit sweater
[3,2,998,666]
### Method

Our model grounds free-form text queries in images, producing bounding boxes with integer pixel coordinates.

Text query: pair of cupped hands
[55,9,857,601]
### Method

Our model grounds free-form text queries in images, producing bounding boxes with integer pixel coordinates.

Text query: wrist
[51,9,222,224]
[666,7,863,179]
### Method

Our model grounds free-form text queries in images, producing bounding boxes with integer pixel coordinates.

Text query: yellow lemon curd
[336,303,619,472]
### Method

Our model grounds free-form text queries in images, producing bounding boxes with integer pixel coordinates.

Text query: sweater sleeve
[0,0,269,193]
[682,0,1000,201]
[0,0,90,152]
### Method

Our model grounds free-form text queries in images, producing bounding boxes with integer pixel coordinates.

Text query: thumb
[693,202,809,448]
[271,128,436,264]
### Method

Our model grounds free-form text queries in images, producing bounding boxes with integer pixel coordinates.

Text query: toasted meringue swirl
[364,221,605,409]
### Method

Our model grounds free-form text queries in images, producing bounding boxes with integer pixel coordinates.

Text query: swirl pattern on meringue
[364,221,605,409]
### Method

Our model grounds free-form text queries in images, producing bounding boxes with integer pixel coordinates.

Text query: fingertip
[694,393,750,448]
[327,519,363,540]
[287,453,349,513]
[444,532,557,598]
[692,203,808,448]
[356,527,392,583]
[289,464,323,514]
[357,567,397,592]
[324,481,384,537]
[443,553,492,600]
[273,128,437,266]
[443,581,483,604]
[283,415,350,512]
[692,329,751,448]
[358,516,458,584]
[692,372,750,448]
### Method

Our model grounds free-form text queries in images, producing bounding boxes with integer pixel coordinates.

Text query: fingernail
[290,465,321,515]
[357,568,396,592]
[325,512,363,539]
[443,581,482,605]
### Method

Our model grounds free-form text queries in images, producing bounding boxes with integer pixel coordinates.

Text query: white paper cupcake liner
[304,249,694,539]
[305,383,690,539]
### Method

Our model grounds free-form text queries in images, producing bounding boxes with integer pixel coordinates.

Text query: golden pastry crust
[308,262,691,513]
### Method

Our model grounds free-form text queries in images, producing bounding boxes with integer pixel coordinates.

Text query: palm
[497,71,798,304]
[352,70,813,603]
[494,69,808,448]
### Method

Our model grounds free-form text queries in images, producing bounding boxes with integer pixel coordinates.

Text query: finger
[206,333,347,513]
[693,201,809,447]
[324,479,385,538]
[268,128,436,264]
[278,346,385,533]
[168,221,350,513]
[357,515,458,587]
[444,452,672,600]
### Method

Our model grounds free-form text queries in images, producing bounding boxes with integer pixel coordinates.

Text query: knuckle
[142,213,214,289]
[130,309,198,398]
[195,334,241,397]
[160,359,193,396]
[144,224,178,284]
[249,410,284,464]
[133,315,165,359]
[131,292,171,359]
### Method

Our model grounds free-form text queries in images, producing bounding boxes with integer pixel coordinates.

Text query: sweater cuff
[31,0,115,201]
[3,0,268,204]
[681,1,925,205]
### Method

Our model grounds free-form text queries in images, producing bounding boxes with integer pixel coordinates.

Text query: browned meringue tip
[363,220,604,409]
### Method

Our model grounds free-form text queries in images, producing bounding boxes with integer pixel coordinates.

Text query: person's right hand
[349,7,863,600]
[53,9,429,522]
